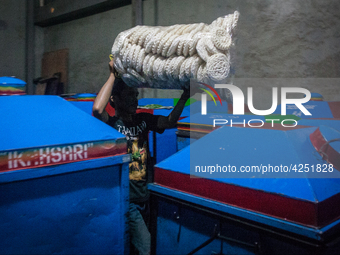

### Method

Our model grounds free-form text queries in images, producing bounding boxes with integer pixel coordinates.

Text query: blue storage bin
[0,96,130,254]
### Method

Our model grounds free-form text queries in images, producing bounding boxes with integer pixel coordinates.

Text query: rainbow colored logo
[198,82,223,106]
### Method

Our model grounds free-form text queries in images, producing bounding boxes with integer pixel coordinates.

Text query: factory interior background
[1,0,340,104]
[1,0,340,254]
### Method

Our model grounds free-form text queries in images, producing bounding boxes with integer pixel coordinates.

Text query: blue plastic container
[150,124,340,254]
[0,96,130,254]
[0,76,26,95]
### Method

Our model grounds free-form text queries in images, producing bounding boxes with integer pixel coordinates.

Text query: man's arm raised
[92,60,116,123]
[156,88,191,130]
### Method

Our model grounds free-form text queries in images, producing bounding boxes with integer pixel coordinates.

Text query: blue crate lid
[0,76,26,86]
[297,119,340,132]
[155,125,340,227]
[273,101,334,119]
[0,95,125,151]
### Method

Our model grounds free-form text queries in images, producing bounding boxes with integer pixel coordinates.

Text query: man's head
[110,78,139,115]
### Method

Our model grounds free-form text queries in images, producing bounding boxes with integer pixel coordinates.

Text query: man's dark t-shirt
[108,113,164,203]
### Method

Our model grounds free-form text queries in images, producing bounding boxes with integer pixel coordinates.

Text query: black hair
[110,78,128,108]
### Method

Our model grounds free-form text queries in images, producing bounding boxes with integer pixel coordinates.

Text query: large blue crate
[0,96,130,254]
[151,123,340,254]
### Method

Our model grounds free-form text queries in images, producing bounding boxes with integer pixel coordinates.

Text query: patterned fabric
[108,113,164,203]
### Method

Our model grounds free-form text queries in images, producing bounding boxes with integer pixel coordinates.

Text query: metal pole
[154,0,158,26]
[26,0,35,95]
[132,0,143,26]
[131,0,143,97]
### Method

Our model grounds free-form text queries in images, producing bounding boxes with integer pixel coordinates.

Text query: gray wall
[0,0,26,80]
[150,0,340,107]
[152,0,340,79]
[41,0,340,105]
[43,4,133,94]
[1,0,339,106]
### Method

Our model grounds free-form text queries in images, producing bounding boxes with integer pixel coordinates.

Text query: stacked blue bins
[177,99,340,152]
[67,93,97,115]
[66,96,190,163]
[150,124,340,254]
[138,98,190,163]
[176,102,229,151]
[297,119,340,132]
[176,100,230,151]
[0,76,26,95]
[176,112,266,151]
[272,99,340,119]
[0,96,130,254]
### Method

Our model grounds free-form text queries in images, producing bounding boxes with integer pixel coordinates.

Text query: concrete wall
[0,0,26,80]
[154,0,340,78]
[1,0,339,106]
[43,4,133,94]
[150,0,340,107]
[40,0,339,105]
